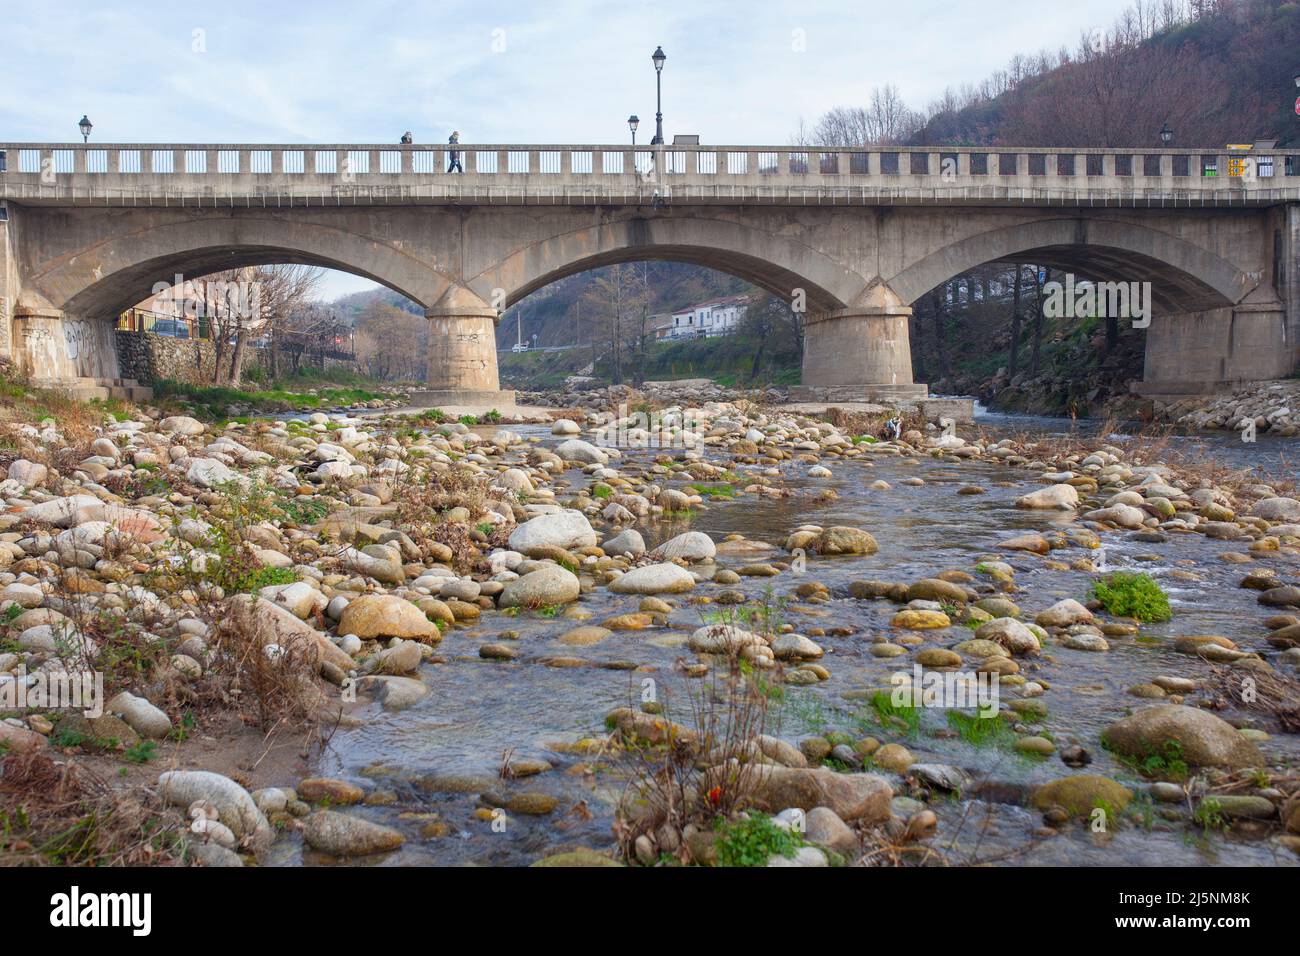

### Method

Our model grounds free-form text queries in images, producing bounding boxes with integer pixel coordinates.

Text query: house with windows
[664,294,751,339]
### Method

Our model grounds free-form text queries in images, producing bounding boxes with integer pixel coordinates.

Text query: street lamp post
[628,115,639,145]
[78,115,93,143]
[650,46,665,145]
[1159,122,1173,146]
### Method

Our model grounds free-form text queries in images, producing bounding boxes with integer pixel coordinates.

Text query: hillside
[912,0,1300,148]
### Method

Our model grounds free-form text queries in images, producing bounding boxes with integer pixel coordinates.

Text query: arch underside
[60,246,419,320]
[492,244,846,312]
[891,218,1252,314]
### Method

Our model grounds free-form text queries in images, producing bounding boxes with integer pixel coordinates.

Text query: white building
[665,294,750,339]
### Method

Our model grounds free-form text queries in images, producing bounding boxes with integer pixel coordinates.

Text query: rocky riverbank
[0,387,1297,867]
[1151,380,1300,437]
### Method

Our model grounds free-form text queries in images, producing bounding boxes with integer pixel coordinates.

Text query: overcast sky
[2,0,1139,299]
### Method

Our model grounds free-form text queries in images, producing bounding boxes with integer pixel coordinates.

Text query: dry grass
[611,651,778,865]
[1212,665,1300,734]
[0,749,185,866]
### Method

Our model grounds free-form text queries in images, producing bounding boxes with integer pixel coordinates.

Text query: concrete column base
[424,285,506,396]
[406,388,517,409]
[798,291,926,401]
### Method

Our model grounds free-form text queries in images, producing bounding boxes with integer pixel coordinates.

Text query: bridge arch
[468,214,865,312]
[29,213,456,319]
[888,217,1252,313]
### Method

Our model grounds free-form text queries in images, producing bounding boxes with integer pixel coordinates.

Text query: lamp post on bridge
[650,46,666,145]
[1159,122,1173,147]
[78,115,93,143]
[628,115,639,145]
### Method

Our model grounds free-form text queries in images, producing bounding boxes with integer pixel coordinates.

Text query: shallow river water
[276,411,1299,867]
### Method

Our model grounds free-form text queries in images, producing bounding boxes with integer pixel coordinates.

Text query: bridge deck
[3,144,1298,207]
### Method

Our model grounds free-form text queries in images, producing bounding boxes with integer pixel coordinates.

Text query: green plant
[1193,797,1228,833]
[946,709,1018,750]
[457,414,479,427]
[279,495,330,526]
[714,813,806,867]
[686,483,738,499]
[1090,572,1171,622]
[864,691,921,737]
[123,740,156,764]
[1110,738,1189,781]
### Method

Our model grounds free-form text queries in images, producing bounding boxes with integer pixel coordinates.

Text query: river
[275,408,1298,867]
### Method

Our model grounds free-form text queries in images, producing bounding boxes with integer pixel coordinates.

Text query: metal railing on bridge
[3,143,1299,208]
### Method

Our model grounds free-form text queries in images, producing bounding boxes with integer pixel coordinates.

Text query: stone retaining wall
[115,331,360,386]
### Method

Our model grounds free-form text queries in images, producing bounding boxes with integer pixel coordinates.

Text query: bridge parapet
[3,144,1299,207]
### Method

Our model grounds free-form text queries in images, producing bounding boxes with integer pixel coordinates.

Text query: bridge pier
[1134,302,1293,399]
[407,285,515,410]
[790,287,927,403]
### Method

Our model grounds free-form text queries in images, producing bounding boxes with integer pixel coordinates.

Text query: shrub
[714,813,806,867]
[1090,572,1171,622]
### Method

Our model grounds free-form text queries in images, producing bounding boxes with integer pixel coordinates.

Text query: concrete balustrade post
[407,285,516,409]
[790,285,927,403]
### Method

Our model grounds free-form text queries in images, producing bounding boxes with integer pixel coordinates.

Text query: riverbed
[280,411,1299,867]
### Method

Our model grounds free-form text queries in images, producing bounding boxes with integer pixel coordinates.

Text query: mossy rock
[531,847,623,867]
[1031,774,1132,818]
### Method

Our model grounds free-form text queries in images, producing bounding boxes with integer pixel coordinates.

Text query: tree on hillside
[809,85,926,146]
[356,299,426,381]
[580,263,647,385]
[738,293,803,381]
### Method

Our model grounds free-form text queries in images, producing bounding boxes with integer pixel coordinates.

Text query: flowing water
[273,411,1299,867]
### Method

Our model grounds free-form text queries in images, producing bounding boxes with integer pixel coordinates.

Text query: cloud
[1,0,1139,297]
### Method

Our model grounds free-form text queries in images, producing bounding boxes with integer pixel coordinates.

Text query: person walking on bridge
[447,130,463,173]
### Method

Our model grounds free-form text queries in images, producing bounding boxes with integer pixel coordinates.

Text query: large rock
[688,624,764,654]
[499,564,581,608]
[338,594,440,641]
[225,595,356,673]
[259,581,327,619]
[158,770,270,844]
[160,415,206,436]
[6,459,47,487]
[974,617,1041,656]
[553,439,608,465]
[651,531,717,562]
[1015,484,1079,510]
[906,578,969,604]
[603,529,647,557]
[1101,704,1264,770]
[107,691,172,739]
[339,546,404,586]
[1252,497,1300,523]
[508,511,597,556]
[303,810,403,856]
[609,563,696,595]
[1031,775,1133,818]
[742,766,892,823]
[186,458,246,489]
[1083,504,1146,529]
[1035,599,1093,628]
[813,526,878,556]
